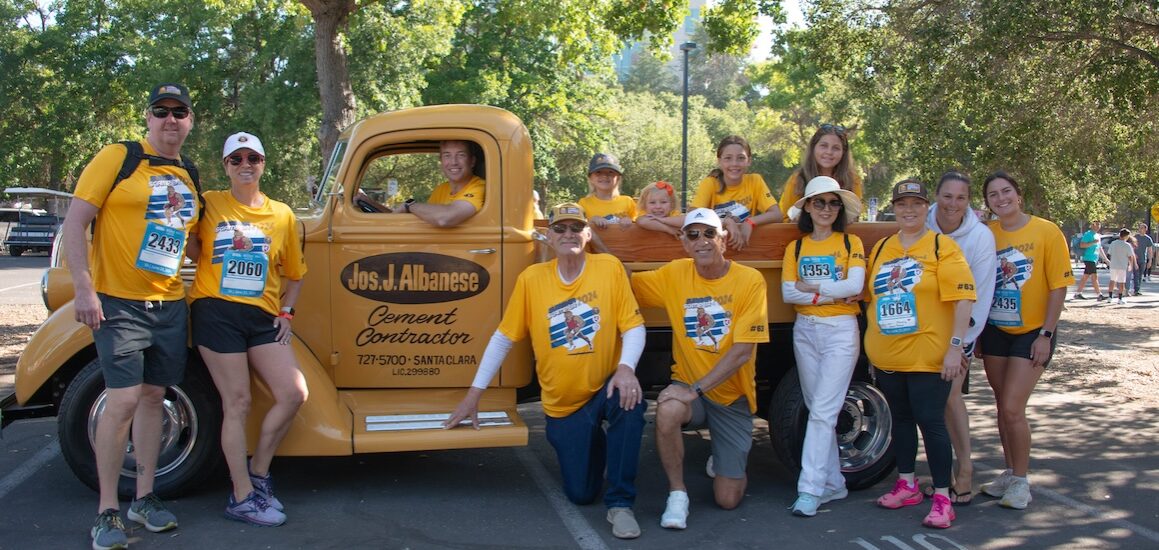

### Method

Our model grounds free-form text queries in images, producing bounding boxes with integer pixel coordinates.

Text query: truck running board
[366,411,513,432]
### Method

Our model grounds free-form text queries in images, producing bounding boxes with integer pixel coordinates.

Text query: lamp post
[680,41,697,212]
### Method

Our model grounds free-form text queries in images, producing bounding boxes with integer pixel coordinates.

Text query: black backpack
[111,140,204,208]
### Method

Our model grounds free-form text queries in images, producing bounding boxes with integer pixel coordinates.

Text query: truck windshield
[316,139,349,203]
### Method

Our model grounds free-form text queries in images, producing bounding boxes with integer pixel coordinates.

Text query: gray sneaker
[225,491,287,527]
[91,508,128,550]
[606,507,640,539]
[250,470,284,512]
[128,493,178,533]
[980,470,1014,498]
[1000,478,1033,510]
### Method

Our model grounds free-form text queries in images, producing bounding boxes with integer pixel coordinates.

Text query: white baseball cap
[222,132,266,159]
[681,208,724,231]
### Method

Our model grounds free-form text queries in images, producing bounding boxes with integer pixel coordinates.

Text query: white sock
[899,472,916,486]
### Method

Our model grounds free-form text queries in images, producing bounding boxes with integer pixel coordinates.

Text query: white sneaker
[820,486,849,503]
[660,490,690,529]
[1000,478,1033,510]
[980,470,1014,497]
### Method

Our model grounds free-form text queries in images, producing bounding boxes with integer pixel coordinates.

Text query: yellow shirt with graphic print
[690,173,777,222]
[783,232,866,317]
[986,216,1074,335]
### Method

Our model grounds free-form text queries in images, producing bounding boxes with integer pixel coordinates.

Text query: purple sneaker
[225,492,286,527]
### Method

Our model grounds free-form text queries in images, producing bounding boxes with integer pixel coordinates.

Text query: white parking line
[515,446,610,550]
[975,461,1159,543]
[0,440,60,499]
[0,282,38,294]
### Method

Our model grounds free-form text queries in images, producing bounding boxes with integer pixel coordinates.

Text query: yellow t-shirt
[631,259,769,412]
[73,141,201,301]
[690,173,776,222]
[783,232,866,317]
[189,191,307,316]
[498,253,644,418]
[864,232,976,373]
[428,176,485,211]
[777,171,864,219]
[986,216,1074,335]
[578,195,637,222]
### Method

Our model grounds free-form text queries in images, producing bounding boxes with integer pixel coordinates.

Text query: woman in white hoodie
[924,171,996,505]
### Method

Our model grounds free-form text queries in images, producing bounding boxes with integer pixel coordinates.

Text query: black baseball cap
[587,153,622,175]
[148,83,192,108]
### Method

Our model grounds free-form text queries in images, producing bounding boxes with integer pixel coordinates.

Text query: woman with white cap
[189,132,308,527]
[864,179,975,529]
[780,176,865,517]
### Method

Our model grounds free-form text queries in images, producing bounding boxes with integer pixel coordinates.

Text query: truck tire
[768,367,895,491]
[9,246,24,256]
[58,357,223,499]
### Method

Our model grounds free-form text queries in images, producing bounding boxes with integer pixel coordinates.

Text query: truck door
[329,131,504,389]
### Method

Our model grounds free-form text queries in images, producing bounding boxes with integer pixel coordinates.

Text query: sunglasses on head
[683,228,719,241]
[149,105,191,120]
[810,198,844,211]
[227,153,265,166]
[819,123,846,136]
[550,222,585,234]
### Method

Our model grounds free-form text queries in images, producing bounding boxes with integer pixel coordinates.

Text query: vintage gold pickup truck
[2,105,898,498]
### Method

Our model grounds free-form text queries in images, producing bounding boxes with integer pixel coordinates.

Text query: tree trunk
[301,0,357,166]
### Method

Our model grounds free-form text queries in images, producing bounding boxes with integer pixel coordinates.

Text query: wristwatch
[1039,329,1054,339]
[403,198,415,213]
[692,383,705,397]
[949,336,963,348]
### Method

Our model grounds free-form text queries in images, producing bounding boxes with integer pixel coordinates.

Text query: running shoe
[250,468,284,512]
[980,470,1014,497]
[606,507,640,539]
[128,493,178,533]
[225,491,286,527]
[91,509,128,550]
[660,490,689,529]
[791,493,821,517]
[922,494,956,529]
[877,478,923,509]
[821,486,849,503]
[1000,478,1033,510]
[1073,293,1087,300]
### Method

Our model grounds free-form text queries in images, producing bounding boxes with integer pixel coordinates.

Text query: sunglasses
[550,222,585,234]
[683,228,719,241]
[810,198,844,211]
[227,153,265,166]
[149,105,191,120]
[819,123,846,136]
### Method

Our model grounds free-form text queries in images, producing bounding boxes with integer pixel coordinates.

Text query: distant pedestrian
[1106,229,1136,304]
[1074,221,1105,301]
[1129,223,1152,295]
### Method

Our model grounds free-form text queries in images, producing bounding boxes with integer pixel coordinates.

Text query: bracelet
[745,218,756,228]
[811,293,820,305]
[278,312,294,320]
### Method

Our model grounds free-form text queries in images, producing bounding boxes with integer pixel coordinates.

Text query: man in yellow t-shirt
[403,140,485,227]
[445,203,647,540]
[61,83,201,548]
[631,208,770,530]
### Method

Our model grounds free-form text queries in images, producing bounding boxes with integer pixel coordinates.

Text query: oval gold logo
[342,253,489,304]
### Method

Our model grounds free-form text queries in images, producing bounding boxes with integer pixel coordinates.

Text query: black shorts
[93,294,188,389]
[1083,261,1097,275]
[191,297,279,353]
[980,324,1057,367]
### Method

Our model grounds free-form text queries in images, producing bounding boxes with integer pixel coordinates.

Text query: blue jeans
[1130,258,1144,293]
[544,380,645,509]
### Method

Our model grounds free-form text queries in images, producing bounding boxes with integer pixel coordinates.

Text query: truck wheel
[9,247,24,256]
[58,357,223,499]
[768,368,895,491]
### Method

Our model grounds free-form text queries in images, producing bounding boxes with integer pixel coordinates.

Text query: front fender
[15,301,93,405]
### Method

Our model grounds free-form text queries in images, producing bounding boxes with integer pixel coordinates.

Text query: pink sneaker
[877,478,923,509]
[922,494,956,528]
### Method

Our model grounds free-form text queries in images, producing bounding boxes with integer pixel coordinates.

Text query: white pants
[793,313,859,497]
